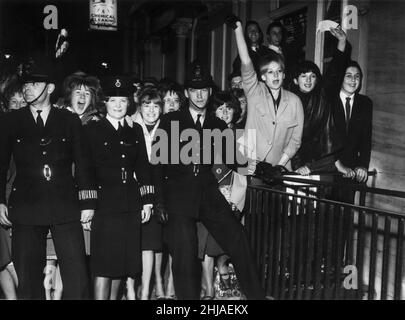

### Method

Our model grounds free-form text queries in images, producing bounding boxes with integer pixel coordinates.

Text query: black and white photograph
[0,0,404,307]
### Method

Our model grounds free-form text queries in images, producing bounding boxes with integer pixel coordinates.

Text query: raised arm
[226,16,261,100]
[226,16,251,65]
[323,27,350,97]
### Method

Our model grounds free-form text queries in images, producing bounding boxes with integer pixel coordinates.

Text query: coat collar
[277,88,289,116]
[264,87,288,118]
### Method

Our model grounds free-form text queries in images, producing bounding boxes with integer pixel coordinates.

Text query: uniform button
[123,180,126,184]
[17,139,21,143]
[120,141,124,145]
[122,167,125,170]
[194,173,198,176]
[12,188,16,191]
[135,140,139,144]
[122,154,126,158]
[42,151,47,155]
[98,186,102,189]
[41,138,45,142]
[62,138,66,142]
[216,168,222,174]
[104,142,108,146]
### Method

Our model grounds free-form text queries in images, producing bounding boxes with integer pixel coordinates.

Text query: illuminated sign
[89,0,117,31]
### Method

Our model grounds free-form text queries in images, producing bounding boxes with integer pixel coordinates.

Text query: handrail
[244,184,405,300]
[248,184,405,219]
[269,175,405,199]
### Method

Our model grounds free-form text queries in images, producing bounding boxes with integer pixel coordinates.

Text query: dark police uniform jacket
[0,107,97,225]
[84,118,154,216]
[152,108,235,218]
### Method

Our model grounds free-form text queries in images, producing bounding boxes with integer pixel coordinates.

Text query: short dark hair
[211,90,241,124]
[259,52,285,75]
[139,87,163,109]
[143,77,159,88]
[344,60,363,92]
[266,21,284,35]
[231,88,246,100]
[245,20,264,46]
[345,60,363,79]
[3,75,23,105]
[293,60,322,80]
[227,70,241,82]
[159,81,186,109]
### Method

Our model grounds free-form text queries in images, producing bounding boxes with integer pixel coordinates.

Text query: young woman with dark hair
[198,90,247,300]
[290,27,349,175]
[132,87,165,300]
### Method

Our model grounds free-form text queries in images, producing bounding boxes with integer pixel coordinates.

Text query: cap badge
[194,65,201,78]
[115,79,121,88]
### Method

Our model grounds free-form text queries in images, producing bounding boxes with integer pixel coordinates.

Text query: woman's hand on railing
[296,166,311,176]
[247,159,259,175]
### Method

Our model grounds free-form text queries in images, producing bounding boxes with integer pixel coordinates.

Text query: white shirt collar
[268,44,283,55]
[189,107,206,125]
[340,91,355,105]
[106,114,125,130]
[339,91,355,117]
[30,105,51,125]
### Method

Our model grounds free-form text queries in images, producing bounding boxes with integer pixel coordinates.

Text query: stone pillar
[172,18,192,84]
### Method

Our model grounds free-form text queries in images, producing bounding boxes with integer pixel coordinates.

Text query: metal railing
[244,180,405,300]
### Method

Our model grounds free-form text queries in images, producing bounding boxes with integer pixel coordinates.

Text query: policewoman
[0,57,97,299]
[84,76,154,300]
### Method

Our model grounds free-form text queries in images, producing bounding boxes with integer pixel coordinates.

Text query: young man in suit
[0,57,97,299]
[328,61,373,268]
[266,21,284,56]
[152,61,264,300]
[333,60,373,203]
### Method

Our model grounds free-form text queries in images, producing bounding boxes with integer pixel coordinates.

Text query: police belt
[165,164,212,178]
[96,168,136,184]
[17,164,72,181]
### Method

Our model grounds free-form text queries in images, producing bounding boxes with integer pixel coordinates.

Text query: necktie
[345,97,351,131]
[117,120,123,134]
[36,110,44,129]
[195,114,202,134]
[195,114,203,165]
